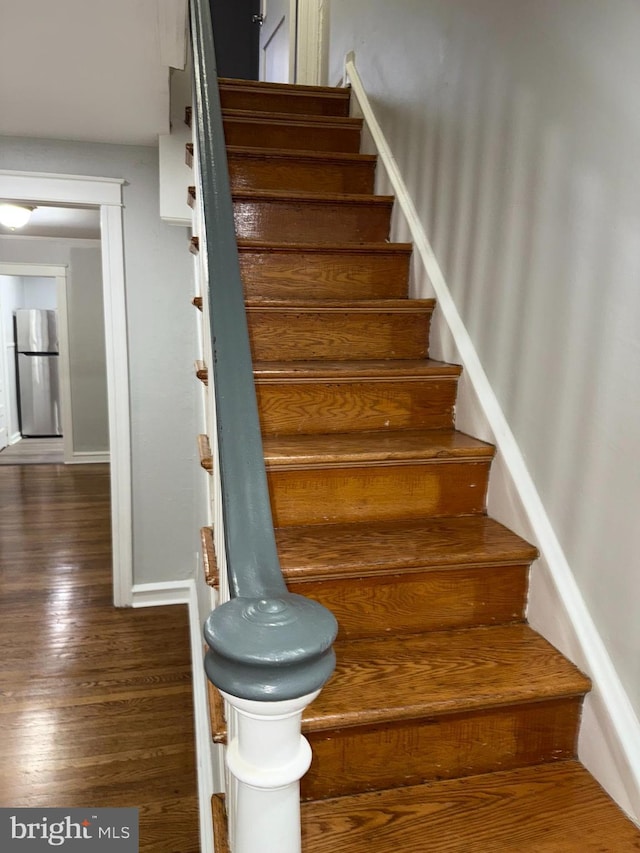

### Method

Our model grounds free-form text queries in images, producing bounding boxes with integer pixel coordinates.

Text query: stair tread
[246,298,433,311]
[264,428,494,467]
[232,188,394,205]
[300,761,640,852]
[237,239,413,254]
[275,516,537,579]
[253,358,461,380]
[227,145,377,164]
[222,107,362,128]
[303,624,590,731]
[219,77,351,97]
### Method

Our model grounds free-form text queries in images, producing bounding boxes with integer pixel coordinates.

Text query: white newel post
[221,690,320,853]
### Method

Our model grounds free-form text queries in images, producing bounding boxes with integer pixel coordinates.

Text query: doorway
[0,265,69,463]
[0,170,132,607]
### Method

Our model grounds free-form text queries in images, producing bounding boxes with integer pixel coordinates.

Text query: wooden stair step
[218,77,351,117]
[276,515,537,578]
[237,240,412,300]
[300,761,640,852]
[227,146,377,195]
[264,427,494,467]
[200,516,534,635]
[222,109,362,153]
[254,358,461,434]
[307,624,586,730]
[274,516,534,638]
[232,189,394,243]
[186,186,395,243]
[264,429,493,526]
[246,299,433,361]
[300,624,590,799]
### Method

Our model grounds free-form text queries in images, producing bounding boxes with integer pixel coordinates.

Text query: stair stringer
[344,53,640,825]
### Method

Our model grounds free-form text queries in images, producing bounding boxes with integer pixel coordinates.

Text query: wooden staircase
[190,78,640,850]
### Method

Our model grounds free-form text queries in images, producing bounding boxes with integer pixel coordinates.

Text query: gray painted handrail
[189,0,337,702]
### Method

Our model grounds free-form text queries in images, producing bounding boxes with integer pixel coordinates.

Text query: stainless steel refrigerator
[15,309,62,437]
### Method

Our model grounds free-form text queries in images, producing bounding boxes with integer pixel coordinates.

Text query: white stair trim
[344,54,640,823]
[131,579,215,851]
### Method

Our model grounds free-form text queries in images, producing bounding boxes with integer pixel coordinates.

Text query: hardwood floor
[0,438,64,465]
[0,464,200,852]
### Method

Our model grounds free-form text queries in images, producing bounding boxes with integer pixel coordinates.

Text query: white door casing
[0,323,7,451]
[0,170,132,607]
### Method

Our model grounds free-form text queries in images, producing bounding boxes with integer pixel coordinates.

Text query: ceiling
[0,205,101,240]
[0,0,187,146]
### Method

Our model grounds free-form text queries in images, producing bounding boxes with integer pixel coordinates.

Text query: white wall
[328,0,640,752]
[20,276,57,309]
[0,138,205,586]
[67,249,109,453]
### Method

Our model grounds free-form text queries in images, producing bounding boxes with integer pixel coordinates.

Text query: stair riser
[220,87,350,117]
[302,697,583,800]
[229,155,375,195]
[267,461,490,526]
[223,118,362,153]
[248,311,431,361]
[288,565,528,639]
[239,249,411,300]
[234,199,392,243]
[256,379,457,434]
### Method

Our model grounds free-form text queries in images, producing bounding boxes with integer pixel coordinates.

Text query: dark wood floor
[0,464,200,852]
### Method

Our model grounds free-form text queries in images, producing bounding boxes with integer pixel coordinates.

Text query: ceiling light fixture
[0,203,36,230]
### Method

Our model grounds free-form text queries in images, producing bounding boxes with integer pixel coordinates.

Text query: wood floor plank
[0,465,200,852]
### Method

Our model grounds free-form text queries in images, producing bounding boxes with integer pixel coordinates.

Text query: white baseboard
[9,431,21,446]
[67,451,111,464]
[344,55,640,823]
[131,579,216,850]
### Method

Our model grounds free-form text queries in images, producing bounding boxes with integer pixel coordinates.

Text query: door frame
[295,0,326,85]
[0,170,132,607]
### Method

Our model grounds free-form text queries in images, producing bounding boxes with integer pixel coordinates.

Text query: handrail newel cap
[204,593,338,702]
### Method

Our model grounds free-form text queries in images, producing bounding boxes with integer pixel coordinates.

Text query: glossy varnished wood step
[227,147,376,195]
[232,189,393,244]
[199,516,533,637]
[274,516,534,638]
[301,762,640,852]
[300,624,590,799]
[264,429,493,526]
[218,77,351,117]
[246,299,433,361]
[222,109,363,153]
[237,240,412,300]
[276,515,537,578]
[254,358,461,434]
[264,427,493,467]
[188,184,393,243]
